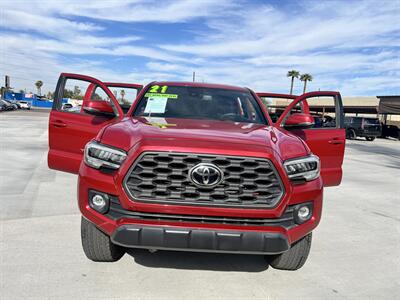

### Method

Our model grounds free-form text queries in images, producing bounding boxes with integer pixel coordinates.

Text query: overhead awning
[377,96,400,115]
[267,105,378,114]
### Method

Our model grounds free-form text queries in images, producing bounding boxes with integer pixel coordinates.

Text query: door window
[282,96,341,129]
[91,86,113,102]
[56,79,114,115]
[58,79,90,113]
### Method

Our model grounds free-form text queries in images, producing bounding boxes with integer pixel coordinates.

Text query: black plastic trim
[111,225,290,254]
[123,151,285,209]
[106,196,296,228]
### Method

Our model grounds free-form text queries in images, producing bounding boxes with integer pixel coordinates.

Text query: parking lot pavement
[1,109,399,299]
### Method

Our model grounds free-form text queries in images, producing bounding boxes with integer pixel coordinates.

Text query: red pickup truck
[48,73,345,270]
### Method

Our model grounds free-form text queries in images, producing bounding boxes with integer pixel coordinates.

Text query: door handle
[328,138,344,144]
[50,120,67,128]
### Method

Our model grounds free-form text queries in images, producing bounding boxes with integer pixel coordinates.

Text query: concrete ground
[1,109,399,300]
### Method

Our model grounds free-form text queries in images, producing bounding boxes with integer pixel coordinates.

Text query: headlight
[84,141,127,170]
[283,155,320,182]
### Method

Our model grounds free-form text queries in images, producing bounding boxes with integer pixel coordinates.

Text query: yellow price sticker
[145,93,178,99]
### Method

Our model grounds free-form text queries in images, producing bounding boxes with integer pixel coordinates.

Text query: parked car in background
[9,101,22,109]
[61,103,73,110]
[65,105,82,113]
[381,124,400,140]
[0,99,16,111]
[3,99,19,110]
[344,116,382,141]
[0,100,7,111]
[18,101,31,110]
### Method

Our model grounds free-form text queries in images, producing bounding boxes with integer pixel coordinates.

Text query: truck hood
[99,117,309,161]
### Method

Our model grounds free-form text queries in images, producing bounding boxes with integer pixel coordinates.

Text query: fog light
[298,206,310,220]
[89,191,110,214]
[294,203,313,224]
[92,194,106,207]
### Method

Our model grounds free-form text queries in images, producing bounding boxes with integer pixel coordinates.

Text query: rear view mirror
[284,113,314,130]
[83,101,115,117]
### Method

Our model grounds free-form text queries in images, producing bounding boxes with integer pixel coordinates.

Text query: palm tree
[35,80,43,96]
[300,74,313,94]
[287,70,300,95]
[120,89,125,101]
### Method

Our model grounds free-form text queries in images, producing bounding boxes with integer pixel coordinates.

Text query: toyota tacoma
[48,73,345,270]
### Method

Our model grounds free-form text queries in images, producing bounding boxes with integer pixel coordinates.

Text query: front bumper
[78,148,324,249]
[111,224,289,254]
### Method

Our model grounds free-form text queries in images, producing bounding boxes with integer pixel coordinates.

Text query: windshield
[364,118,380,125]
[133,85,266,124]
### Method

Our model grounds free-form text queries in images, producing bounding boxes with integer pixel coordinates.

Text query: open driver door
[48,73,129,174]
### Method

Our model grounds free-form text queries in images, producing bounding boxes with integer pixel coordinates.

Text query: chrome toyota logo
[189,163,223,187]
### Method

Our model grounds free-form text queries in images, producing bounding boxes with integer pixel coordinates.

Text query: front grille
[123,152,284,208]
[107,197,295,228]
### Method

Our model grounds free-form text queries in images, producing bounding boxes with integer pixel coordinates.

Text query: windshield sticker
[145,92,178,99]
[144,97,168,114]
[144,117,167,124]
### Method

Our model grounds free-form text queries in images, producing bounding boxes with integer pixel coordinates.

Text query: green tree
[63,88,83,99]
[35,80,43,96]
[63,88,73,98]
[73,86,81,99]
[120,89,125,101]
[287,70,300,95]
[46,91,54,99]
[300,74,313,94]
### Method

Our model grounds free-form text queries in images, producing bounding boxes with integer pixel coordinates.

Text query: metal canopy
[268,105,378,114]
[377,96,400,115]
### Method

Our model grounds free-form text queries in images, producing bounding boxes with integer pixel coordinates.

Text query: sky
[0,0,399,96]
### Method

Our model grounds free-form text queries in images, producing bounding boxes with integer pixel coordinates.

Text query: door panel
[48,73,123,174]
[276,91,346,187]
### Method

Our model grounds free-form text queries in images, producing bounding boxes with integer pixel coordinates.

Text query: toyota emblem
[189,163,223,188]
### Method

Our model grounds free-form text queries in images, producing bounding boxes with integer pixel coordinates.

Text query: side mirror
[83,101,115,117]
[284,113,314,130]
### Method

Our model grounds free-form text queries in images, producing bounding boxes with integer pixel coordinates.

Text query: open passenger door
[48,73,131,174]
[275,91,345,187]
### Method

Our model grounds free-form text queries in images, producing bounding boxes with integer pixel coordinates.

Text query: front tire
[81,217,125,262]
[265,233,312,271]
